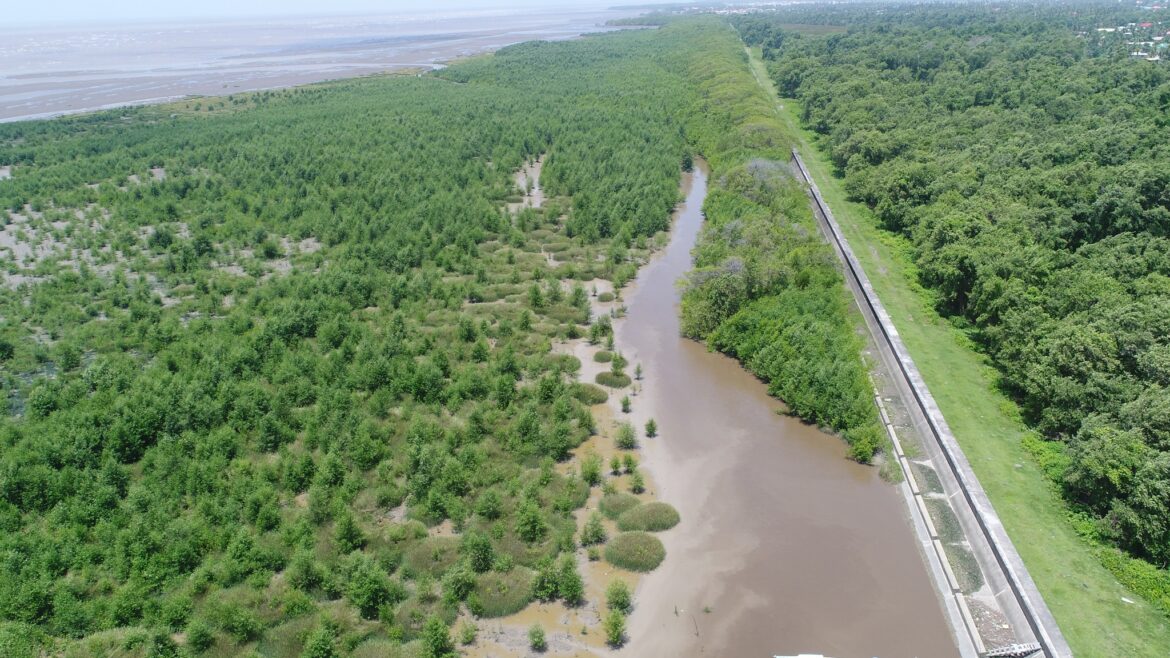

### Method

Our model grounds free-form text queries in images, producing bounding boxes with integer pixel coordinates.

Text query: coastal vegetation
[599,493,640,520]
[0,20,740,657]
[604,580,632,615]
[677,20,886,462]
[603,533,665,572]
[615,502,680,532]
[0,11,962,656]
[734,2,1170,652]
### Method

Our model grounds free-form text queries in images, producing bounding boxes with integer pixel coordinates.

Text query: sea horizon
[0,5,639,123]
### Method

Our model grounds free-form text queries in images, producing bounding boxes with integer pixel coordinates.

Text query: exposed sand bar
[614,162,959,657]
[0,8,638,122]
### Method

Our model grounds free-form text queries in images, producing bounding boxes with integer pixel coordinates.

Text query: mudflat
[0,8,633,122]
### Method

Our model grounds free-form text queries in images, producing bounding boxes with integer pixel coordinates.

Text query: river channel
[617,162,959,658]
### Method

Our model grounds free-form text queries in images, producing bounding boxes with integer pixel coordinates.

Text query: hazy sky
[7,0,626,27]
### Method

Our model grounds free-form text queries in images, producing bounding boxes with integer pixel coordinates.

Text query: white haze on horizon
[6,0,661,29]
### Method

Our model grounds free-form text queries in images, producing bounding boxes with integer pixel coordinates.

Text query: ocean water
[0,7,635,122]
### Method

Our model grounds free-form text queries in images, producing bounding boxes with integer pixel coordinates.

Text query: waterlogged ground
[613,163,959,658]
[0,9,636,122]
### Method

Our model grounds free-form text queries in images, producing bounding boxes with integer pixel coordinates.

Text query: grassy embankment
[745,46,1170,655]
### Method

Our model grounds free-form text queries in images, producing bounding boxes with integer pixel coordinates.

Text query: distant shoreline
[0,9,637,124]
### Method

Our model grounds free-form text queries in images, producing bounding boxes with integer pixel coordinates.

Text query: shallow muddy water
[618,163,959,658]
[0,8,638,122]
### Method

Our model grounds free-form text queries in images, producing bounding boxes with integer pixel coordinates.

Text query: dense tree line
[677,23,886,462]
[738,2,1170,570]
[0,23,717,657]
[0,16,924,655]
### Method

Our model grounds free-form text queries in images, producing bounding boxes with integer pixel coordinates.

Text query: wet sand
[0,8,636,122]
[616,163,959,657]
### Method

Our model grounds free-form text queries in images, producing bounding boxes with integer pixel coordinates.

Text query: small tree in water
[615,423,637,450]
[581,511,607,546]
[604,610,626,647]
[606,580,632,614]
[645,418,657,437]
[629,471,645,494]
[589,322,602,345]
[621,395,631,413]
[581,452,603,486]
[557,555,584,606]
[611,352,627,374]
[528,625,547,652]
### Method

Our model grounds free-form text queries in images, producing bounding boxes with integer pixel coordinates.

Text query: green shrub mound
[596,372,632,388]
[403,537,461,577]
[468,569,535,618]
[605,532,666,572]
[597,292,616,302]
[616,502,680,532]
[546,353,582,373]
[599,493,641,520]
[572,382,609,405]
[593,350,614,363]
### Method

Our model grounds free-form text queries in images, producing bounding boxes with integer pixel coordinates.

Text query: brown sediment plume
[614,161,958,658]
[468,160,956,657]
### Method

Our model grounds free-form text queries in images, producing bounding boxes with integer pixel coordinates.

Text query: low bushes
[468,569,535,618]
[606,580,633,614]
[572,383,609,405]
[596,372,632,388]
[403,537,461,577]
[605,532,666,572]
[616,502,680,532]
[599,493,640,520]
[1097,548,1170,617]
[615,423,637,449]
[545,353,581,373]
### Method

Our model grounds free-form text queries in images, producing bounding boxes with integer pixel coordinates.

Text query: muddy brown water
[617,162,959,658]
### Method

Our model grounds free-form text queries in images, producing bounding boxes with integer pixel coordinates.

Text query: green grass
[545,353,581,373]
[468,569,535,618]
[944,542,985,595]
[402,537,461,578]
[925,498,963,545]
[351,639,424,658]
[616,502,680,532]
[595,372,631,389]
[605,532,666,572]
[571,382,609,405]
[745,45,1170,655]
[911,462,944,495]
[599,493,641,520]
